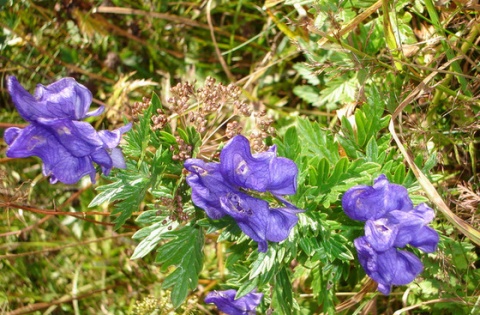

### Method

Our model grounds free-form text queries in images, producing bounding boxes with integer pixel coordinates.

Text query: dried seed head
[132,97,151,118]
[226,121,243,138]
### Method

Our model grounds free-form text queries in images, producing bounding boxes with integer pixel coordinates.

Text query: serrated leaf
[88,180,125,207]
[89,172,150,229]
[159,130,177,145]
[275,126,300,162]
[135,210,167,225]
[327,235,354,261]
[249,249,276,280]
[293,85,322,106]
[297,118,339,164]
[177,128,189,142]
[156,225,204,308]
[236,277,259,299]
[316,158,330,183]
[317,76,356,109]
[131,221,179,259]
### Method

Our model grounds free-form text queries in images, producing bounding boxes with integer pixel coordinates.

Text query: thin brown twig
[0,186,91,237]
[0,122,26,128]
[1,202,138,230]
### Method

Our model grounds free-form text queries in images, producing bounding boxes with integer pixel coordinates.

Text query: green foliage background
[1,0,480,314]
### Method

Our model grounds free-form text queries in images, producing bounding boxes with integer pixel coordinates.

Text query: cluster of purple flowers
[342,174,439,295]
[185,135,302,252]
[4,76,131,184]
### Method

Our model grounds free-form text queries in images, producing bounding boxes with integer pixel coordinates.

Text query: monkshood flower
[4,76,131,184]
[205,289,263,315]
[342,174,439,295]
[185,135,302,252]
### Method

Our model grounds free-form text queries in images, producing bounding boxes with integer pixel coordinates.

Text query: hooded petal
[220,135,272,192]
[409,226,439,253]
[266,206,301,243]
[219,135,298,195]
[7,76,94,121]
[220,192,270,252]
[5,124,95,184]
[205,289,263,315]
[185,159,235,219]
[342,174,413,221]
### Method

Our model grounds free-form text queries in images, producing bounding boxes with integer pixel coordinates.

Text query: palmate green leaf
[297,118,340,164]
[123,93,159,159]
[338,116,358,159]
[317,76,357,110]
[311,266,336,315]
[393,163,406,184]
[111,190,148,229]
[156,225,204,308]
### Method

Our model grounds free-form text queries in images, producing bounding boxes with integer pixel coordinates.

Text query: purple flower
[220,135,297,195]
[205,289,263,315]
[342,174,439,294]
[4,76,131,184]
[185,135,302,252]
